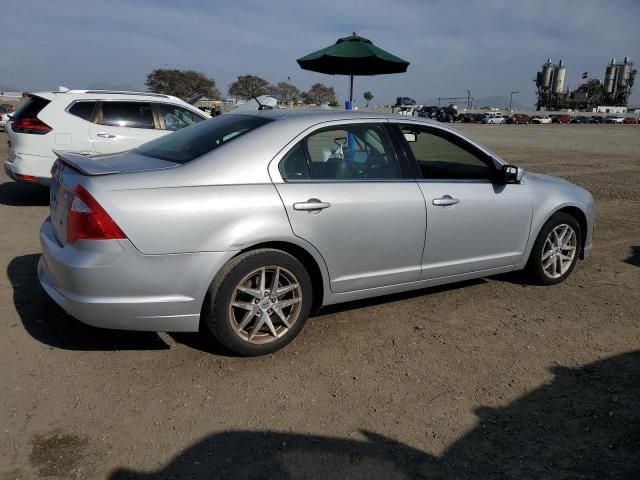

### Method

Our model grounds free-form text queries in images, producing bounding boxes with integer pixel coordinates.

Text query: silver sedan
[39,111,594,355]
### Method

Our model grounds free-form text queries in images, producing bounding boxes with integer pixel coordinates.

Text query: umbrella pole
[349,75,354,103]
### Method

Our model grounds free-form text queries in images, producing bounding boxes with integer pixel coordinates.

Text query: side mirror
[403,132,417,142]
[500,164,522,184]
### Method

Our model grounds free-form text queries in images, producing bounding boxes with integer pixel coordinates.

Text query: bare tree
[145,69,220,100]
[228,75,270,100]
[271,82,301,104]
[304,83,337,105]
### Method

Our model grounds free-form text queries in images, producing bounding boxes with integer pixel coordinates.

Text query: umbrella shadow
[110,351,640,479]
[625,246,640,267]
[7,254,169,351]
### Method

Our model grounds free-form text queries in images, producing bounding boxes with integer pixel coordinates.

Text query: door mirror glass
[403,132,417,143]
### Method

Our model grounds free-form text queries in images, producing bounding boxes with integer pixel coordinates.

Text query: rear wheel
[527,213,581,285]
[203,249,312,356]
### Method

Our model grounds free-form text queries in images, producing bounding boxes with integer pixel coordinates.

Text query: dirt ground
[1,124,638,479]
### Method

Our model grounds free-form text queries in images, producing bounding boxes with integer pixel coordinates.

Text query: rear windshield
[135,114,272,164]
[11,96,50,121]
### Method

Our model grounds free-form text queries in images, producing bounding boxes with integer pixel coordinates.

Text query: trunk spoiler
[53,150,119,176]
[53,150,179,176]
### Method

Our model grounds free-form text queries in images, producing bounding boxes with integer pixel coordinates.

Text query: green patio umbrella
[297,33,410,105]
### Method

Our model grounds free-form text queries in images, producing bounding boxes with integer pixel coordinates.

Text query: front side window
[282,124,400,181]
[136,114,271,164]
[100,101,155,129]
[156,103,205,131]
[399,125,493,180]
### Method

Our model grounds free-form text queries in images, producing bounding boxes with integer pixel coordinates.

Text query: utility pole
[509,91,519,114]
[467,90,471,109]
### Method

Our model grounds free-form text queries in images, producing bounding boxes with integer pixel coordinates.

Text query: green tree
[228,75,270,100]
[304,83,337,105]
[145,69,220,100]
[363,91,374,107]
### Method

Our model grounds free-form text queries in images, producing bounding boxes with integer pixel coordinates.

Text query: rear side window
[10,96,50,121]
[100,101,155,129]
[68,101,96,121]
[156,103,205,131]
[136,114,272,164]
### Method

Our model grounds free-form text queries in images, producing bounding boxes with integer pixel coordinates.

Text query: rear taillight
[67,185,126,244]
[11,117,52,134]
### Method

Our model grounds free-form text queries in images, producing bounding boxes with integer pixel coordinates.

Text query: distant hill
[0,85,19,92]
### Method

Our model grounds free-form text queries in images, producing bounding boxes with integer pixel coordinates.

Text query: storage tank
[617,57,630,88]
[541,60,553,88]
[552,60,565,94]
[604,60,616,94]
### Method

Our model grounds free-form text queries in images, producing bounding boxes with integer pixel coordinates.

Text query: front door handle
[293,199,331,211]
[432,195,459,206]
[97,132,116,139]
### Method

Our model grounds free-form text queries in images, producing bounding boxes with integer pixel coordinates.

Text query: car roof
[229,108,440,125]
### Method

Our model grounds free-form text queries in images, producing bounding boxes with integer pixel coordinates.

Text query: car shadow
[7,254,169,351]
[0,181,49,206]
[109,351,640,479]
[625,246,640,267]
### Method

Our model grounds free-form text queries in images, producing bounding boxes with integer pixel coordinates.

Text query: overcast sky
[2,0,639,107]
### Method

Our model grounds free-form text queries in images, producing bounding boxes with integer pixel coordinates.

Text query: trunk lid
[49,150,178,245]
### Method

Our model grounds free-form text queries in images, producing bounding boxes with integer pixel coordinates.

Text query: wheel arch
[232,241,327,314]
[532,205,588,260]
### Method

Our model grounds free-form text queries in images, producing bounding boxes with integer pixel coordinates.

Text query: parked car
[481,112,505,124]
[395,97,416,106]
[570,116,590,124]
[531,115,552,124]
[551,114,571,124]
[4,89,207,185]
[506,114,531,124]
[0,108,11,131]
[605,116,624,124]
[39,111,594,356]
[622,117,638,124]
[589,116,605,124]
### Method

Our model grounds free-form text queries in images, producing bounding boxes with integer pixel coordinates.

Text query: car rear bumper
[5,151,55,185]
[38,218,235,332]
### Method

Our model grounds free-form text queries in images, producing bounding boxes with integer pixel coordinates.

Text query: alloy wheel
[228,266,302,344]
[541,224,577,279]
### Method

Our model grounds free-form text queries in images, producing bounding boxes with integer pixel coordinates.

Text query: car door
[89,101,165,154]
[392,122,533,279]
[274,121,426,293]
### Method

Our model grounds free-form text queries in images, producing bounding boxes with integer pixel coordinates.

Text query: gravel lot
[1,124,638,479]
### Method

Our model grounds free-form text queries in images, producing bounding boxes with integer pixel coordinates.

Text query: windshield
[136,114,272,164]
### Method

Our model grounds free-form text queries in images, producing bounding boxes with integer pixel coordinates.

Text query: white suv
[4,89,207,185]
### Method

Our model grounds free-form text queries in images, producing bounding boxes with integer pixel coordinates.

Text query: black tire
[527,212,581,285]
[203,249,313,356]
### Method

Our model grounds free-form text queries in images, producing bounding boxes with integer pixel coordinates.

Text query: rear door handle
[432,195,459,206]
[293,199,331,211]
[96,132,116,139]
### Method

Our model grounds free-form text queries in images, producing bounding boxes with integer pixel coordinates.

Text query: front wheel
[203,249,313,356]
[527,213,581,285]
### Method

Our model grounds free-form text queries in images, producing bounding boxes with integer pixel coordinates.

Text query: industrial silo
[541,59,553,89]
[552,60,566,94]
[617,57,631,88]
[604,59,617,94]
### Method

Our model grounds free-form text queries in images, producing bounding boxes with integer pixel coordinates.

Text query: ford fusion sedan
[39,111,594,356]
[5,89,207,185]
